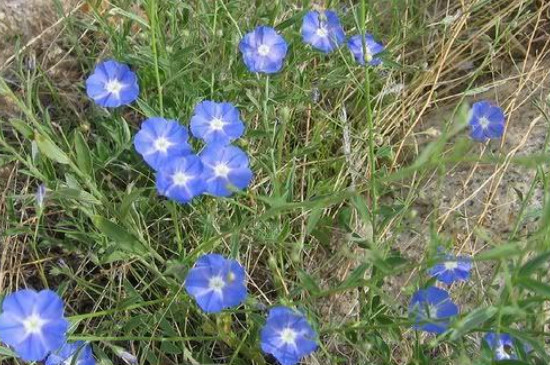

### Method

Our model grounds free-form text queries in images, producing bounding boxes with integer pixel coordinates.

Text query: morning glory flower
[200,144,253,197]
[190,101,245,145]
[428,253,472,285]
[409,286,458,334]
[184,253,247,313]
[239,26,289,74]
[0,289,69,362]
[85,59,139,108]
[301,10,345,53]
[155,155,205,204]
[469,101,506,141]
[348,33,385,66]
[134,117,192,170]
[260,306,318,365]
[484,333,523,361]
[46,341,95,365]
[35,183,46,209]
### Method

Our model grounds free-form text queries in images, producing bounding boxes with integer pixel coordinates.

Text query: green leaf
[339,263,369,289]
[305,208,322,235]
[35,133,70,165]
[109,7,150,29]
[51,188,100,205]
[476,243,522,261]
[74,131,92,175]
[449,306,497,340]
[518,251,550,277]
[93,216,146,255]
[10,118,33,138]
[297,270,321,294]
[506,328,550,362]
[518,278,550,297]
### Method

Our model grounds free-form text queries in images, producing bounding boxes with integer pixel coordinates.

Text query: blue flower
[301,10,345,53]
[35,184,46,208]
[190,101,245,146]
[484,333,523,361]
[409,286,458,334]
[347,33,385,66]
[184,254,247,313]
[0,289,69,362]
[200,145,253,197]
[260,306,318,365]
[46,341,95,365]
[134,117,192,170]
[469,101,506,141]
[85,59,139,108]
[155,155,205,204]
[239,26,289,74]
[428,254,472,285]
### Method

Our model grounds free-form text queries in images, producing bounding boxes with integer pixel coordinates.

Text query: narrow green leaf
[449,306,497,340]
[518,251,550,277]
[35,133,70,165]
[476,243,522,261]
[93,216,146,255]
[339,263,369,289]
[297,270,321,294]
[10,119,33,138]
[518,278,550,297]
[74,131,92,175]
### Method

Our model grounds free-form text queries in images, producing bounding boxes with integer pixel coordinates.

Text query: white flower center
[23,313,46,334]
[258,44,271,56]
[210,117,225,131]
[279,327,297,345]
[154,137,172,152]
[427,304,439,319]
[496,345,512,360]
[214,163,230,178]
[316,27,328,37]
[479,116,490,129]
[208,276,225,291]
[444,261,459,270]
[105,79,123,95]
[173,172,191,186]
[364,47,373,63]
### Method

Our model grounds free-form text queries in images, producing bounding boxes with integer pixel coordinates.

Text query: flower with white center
[261,307,318,365]
[428,252,472,285]
[190,101,245,145]
[469,101,506,141]
[46,341,96,365]
[214,163,230,178]
[301,10,346,53]
[22,313,47,334]
[483,333,526,361]
[85,59,139,108]
[155,155,204,204]
[0,289,69,362]
[239,26,288,74]
[200,144,253,197]
[347,33,385,66]
[208,276,226,292]
[134,117,192,171]
[258,44,271,56]
[279,328,297,344]
[409,286,458,334]
[184,254,247,313]
[105,79,123,96]
[210,117,225,131]
[153,137,173,153]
